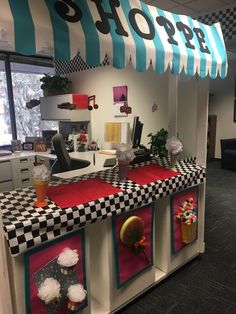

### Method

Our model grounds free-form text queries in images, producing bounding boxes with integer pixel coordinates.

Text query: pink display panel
[112,205,154,288]
[25,231,86,314]
[171,187,198,254]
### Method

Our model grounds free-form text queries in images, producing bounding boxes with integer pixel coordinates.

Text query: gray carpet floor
[117,160,236,314]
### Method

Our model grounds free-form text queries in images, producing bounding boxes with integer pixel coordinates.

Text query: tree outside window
[0,61,58,146]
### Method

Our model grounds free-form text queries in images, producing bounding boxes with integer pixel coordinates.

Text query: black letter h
[92,0,128,37]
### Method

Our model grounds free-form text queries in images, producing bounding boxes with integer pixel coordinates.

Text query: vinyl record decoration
[120,216,149,262]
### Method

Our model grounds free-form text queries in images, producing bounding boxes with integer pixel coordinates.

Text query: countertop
[0,156,205,256]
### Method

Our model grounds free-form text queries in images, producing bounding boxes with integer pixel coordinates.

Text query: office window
[11,62,57,143]
[0,61,12,145]
[0,56,58,147]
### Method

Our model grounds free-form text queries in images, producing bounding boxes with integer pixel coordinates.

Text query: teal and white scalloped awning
[0,0,228,78]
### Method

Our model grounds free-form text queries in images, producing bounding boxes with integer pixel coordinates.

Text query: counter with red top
[0,157,205,257]
[0,156,206,314]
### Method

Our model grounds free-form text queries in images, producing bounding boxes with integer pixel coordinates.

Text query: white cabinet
[0,161,13,192]
[11,156,34,189]
[40,94,91,121]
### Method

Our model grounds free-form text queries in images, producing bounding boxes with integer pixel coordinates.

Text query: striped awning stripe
[0,0,228,79]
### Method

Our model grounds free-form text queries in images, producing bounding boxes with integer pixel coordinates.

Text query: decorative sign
[112,205,154,288]
[171,186,198,254]
[1,0,227,78]
[24,230,87,314]
[55,0,210,54]
[113,86,131,117]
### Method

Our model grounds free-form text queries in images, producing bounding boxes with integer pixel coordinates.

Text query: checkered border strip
[0,157,205,256]
[55,53,109,75]
[199,6,236,41]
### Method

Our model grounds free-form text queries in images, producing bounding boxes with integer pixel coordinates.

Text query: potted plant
[40,74,72,97]
[147,128,168,157]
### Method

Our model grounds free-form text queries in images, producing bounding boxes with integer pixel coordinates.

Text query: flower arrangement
[77,134,87,152]
[177,197,198,244]
[176,197,197,225]
[165,136,183,168]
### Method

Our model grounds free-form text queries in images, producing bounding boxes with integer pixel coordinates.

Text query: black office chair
[52,133,90,173]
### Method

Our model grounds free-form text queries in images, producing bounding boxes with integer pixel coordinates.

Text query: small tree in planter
[147,128,168,157]
[40,74,72,97]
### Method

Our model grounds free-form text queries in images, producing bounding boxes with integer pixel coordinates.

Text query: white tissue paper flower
[165,137,183,155]
[67,284,87,303]
[116,143,135,162]
[57,248,79,267]
[38,278,60,304]
[32,164,50,181]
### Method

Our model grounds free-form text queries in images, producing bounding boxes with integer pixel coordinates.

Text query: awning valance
[0,0,228,78]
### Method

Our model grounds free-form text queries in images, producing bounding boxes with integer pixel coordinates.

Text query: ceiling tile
[146,0,178,10]
[144,0,236,15]
[186,0,224,13]
[167,5,196,15]
[174,0,194,4]
[220,0,236,4]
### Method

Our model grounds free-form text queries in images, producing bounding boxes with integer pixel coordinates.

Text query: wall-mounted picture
[113,86,130,117]
[113,86,128,103]
[22,142,34,151]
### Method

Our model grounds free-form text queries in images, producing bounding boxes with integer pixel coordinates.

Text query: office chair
[52,133,90,173]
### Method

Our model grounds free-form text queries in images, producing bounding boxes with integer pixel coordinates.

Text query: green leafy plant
[40,74,72,96]
[147,128,168,157]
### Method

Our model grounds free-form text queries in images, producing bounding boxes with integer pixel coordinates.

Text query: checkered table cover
[0,157,205,256]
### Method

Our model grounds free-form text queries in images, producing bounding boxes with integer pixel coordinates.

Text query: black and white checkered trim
[55,53,109,75]
[199,6,236,41]
[0,157,205,256]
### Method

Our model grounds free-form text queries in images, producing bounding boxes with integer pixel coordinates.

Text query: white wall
[69,64,169,149]
[68,64,198,157]
[209,60,236,158]
[178,77,198,158]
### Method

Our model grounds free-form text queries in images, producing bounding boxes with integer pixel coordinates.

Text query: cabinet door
[0,161,12,182]
[0,161,13,192]
[0,181,13,192]
[11,157,34,189]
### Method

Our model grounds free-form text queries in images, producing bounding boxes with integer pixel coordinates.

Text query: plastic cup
[33,179,49,207]
[118,160,130,181]
[170,153,178,168]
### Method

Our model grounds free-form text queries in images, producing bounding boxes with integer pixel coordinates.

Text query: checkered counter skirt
[0,157,205,256]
